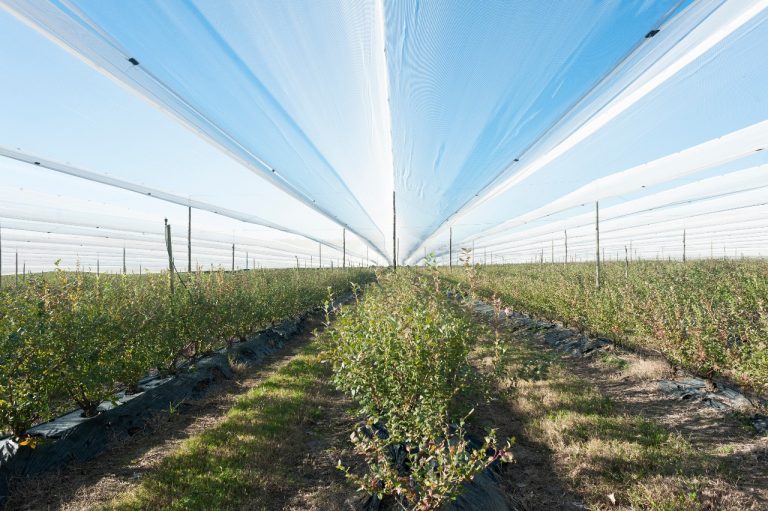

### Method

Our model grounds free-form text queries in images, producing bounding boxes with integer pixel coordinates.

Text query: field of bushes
[445,259,768,392]
[0,267,373,438]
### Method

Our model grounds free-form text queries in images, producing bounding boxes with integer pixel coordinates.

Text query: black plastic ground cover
[472,300,766,433]
[0,303,328,505]
[359,425,509,510]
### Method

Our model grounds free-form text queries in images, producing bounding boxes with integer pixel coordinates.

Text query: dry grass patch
[484,320,765,510]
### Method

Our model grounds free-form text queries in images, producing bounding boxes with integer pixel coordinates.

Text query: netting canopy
[1,0,767,271]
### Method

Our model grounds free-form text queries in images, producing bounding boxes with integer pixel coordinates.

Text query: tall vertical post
[246,251,249,270]
[449,226,453,270]
[295,255,299,270]
[366,246,369,267]
[343,228,346,269]
[424,247,427,266]
[551,239,554,263]
[122,246,126,274]
[23,262,26,282]
[682,229,687,263]
[564,230,568,264]
[484,248,487,266]
[319,242,322,268]
[97,257,100,277]
[392,191,397,271]
[15,251,18,286]
[624,245,629,279]
[0,223,3,289]
[164,219,174,295]
[232,243,235,272]
[595,201,601,289]
[188,206,192,273]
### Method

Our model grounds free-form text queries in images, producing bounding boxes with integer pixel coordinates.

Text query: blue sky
[1,0,766,269]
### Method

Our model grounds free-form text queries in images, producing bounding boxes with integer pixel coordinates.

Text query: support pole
[164,219,174,295]
[15,251,18,286]
[595,201,601,289]
[97,257,100,277]
[564,230,568,264]
[123,247,126,274]
[246,251,249,270]
[0,223,3,289]
[188,206,192,273]
[295,255,299,270]
[551,239,554,263]
[232,243,235,272]
[683,229,687,263]
[319,242,322,268]
[343,228,346,269]
[449,226,453,270]
[392,191,397,271]
[624,245,629,279]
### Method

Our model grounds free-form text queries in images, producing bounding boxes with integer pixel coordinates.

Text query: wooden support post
[683,229,687,263]
[164,219,174,295]
[564,230,568,264]
[188,206,192,273]
[624,245,629,279]
[595,201,601,289]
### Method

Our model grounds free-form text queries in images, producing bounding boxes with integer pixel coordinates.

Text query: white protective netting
[0,0,766,271]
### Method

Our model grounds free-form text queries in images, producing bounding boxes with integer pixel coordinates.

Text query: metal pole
[232,243,235,272]
[15,251,18,286]
[564,230,568,264]
[624,245,629,279]
[449,226,453,270]
[393,191,397,271]
[295,255,299,270]
[188,206,192,273]
[165,219,174,295]
[319,242,322,268]
[246,251,249,270]
[343,228,346,269]
[123,246,126,274]
[683,229,686,263]
[595,201,601,289]
[551,239,554,263]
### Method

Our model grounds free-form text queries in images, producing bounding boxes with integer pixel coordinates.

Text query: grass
[598,351,630,370]
[478,314,759,510]
[104,333,348,511]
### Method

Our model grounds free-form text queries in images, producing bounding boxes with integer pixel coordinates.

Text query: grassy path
[103,328,357,511]
[470,305,767,510]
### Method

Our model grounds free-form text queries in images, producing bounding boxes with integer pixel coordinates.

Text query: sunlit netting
[1,0,767,273]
